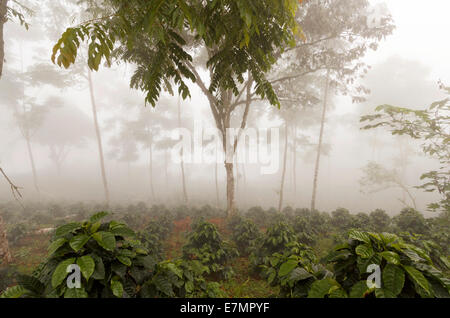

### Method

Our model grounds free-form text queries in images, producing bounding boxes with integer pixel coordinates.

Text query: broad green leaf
[110,225,135,238]
[167,263,183,279]
[52,258,76,288]
[92,231,116,251]
[90,211,109,223]
[289,268,313,282]
[278,259,298,277]
[47,238,67,256]
[185,281,194,294]
[55,223,81,238]
[111,280,124,298]
[117,255,132,267]
[90,222,101,234]
[308,278,338,298]
[91,254,105,280]
[380,251,401,265]
[349,281,370,298]
[348,230,371,244]
[383,264,405,296]
[69,234,90,252]
[355,244,374,258]
[269,256,279,267]
[77,255,95,281]
[403,265,431,295]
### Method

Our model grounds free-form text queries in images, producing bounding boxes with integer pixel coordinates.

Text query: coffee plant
[140,259,225,298]
[231,219,261,256]
[314,230,450,298]
[250,222,299,273]
[182,219,238,280]
[1,212,157,298]
[260,242,332,298]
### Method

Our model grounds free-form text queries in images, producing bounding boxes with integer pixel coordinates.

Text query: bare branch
[0,167,23,202]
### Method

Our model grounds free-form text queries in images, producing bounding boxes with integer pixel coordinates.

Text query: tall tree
[266,0,394,211]
[177,95,188,204]
[311,70,330,211]
[52,0,300,216]
[88,70,110,205]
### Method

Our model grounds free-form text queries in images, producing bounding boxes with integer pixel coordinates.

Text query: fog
[1,0,448,217]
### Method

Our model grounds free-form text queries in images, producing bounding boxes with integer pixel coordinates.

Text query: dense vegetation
[1,202,448,298]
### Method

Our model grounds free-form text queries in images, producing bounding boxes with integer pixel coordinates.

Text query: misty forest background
[0,0,446,215]
[0,0,448,299]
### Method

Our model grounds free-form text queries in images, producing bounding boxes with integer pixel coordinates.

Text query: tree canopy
[52,0,301,107]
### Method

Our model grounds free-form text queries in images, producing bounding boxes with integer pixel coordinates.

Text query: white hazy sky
[366,0,450,82]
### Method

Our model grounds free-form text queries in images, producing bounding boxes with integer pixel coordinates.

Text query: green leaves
[326,229,445,299]
[55,222,81,238]
[90,211,109,224]
[117,255,132,267]
[111,279,124,298]
[52,258,76,288]
[355,244,374,258]
[48,238,67,256]
[361,84,450,212]
[349,281,370,298]
[308,278,342,298]
[382,265,405,296]
[110,221,135,238]
[69,234,90,252]
[348,230,371,244]
[278,259,298,277]
[380,251,401,265]
[403,265,431,295]
[92,231,116,251]
[77,256,95,281]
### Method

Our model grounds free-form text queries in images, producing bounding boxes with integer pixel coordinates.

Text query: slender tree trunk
[148,136,155,202]
[225,162,235,215]
[178,96,188,203]
[235,156,239,204]
[311,70,330,212]
[278,123,289,212]
[215,152,220,208]
[87,70,110,206]
[0,0,7,79]
[242,163,246,197]
[25,135,40,196]
[293,126,297,197]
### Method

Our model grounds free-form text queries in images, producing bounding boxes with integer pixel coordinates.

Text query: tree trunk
[0,0,7,79]
[293,126,297,198]
[278,123,289,212]
[215,152,220,208]
[178,96,188,203]
[164,150,169,195]
[225,162,236,215]
[25,135,40,196]
[311,70,330,212]
[0,215,12,264]
[235,156,239,204]
[148,136,155,203]
[87,70,110,206]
